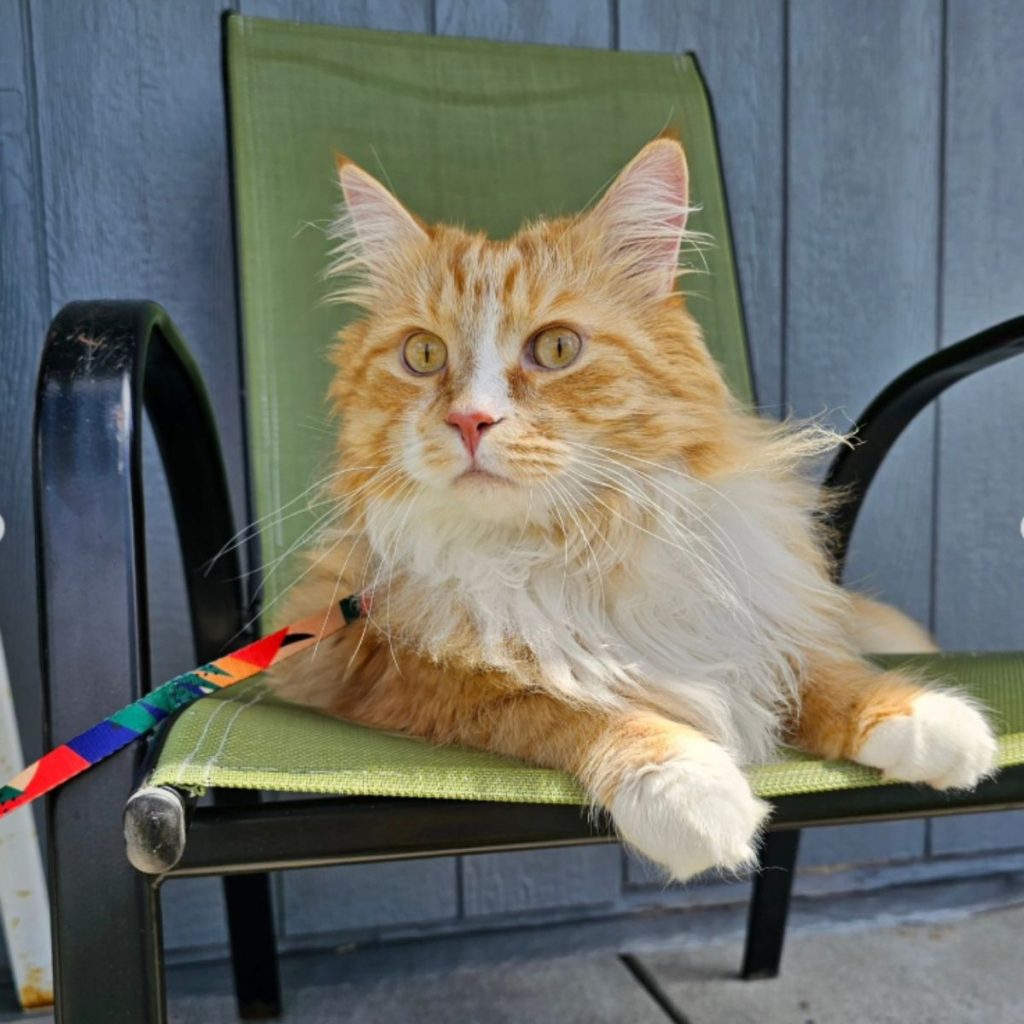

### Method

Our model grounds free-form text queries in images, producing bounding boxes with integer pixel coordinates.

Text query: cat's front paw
[609,738,769,882]
[856,691,997,790]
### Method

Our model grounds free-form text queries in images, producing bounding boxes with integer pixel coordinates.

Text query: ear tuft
[327,156,428,304]
[589,139,694,296]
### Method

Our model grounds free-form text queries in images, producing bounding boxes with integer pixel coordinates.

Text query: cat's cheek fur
[854,692,997,790]
[608,738,769,881]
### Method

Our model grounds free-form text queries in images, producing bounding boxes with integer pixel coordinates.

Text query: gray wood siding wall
[1,0,1022,968]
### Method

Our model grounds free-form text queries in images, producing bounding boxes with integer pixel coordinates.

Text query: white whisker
[545,474,607,609]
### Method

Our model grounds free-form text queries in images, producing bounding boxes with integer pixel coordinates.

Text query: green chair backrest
[227,15,751,614]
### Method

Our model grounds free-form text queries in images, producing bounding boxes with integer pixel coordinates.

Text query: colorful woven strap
[0,595,366,821]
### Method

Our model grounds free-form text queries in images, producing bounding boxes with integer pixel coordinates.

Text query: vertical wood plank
[927,0,1024,862]
[0,1,50,975]
[0,1,48,789]
[240,0,431,31]
[29,0,245,686]
[28,0,243,953]
[787,0,942,626]
[437,0,611,46]
[619,0,785,412]
[933,0,1024,650]
[30,0,243,506]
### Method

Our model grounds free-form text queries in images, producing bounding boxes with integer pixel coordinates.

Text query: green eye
[403,332,448,375]
[532,326,582,370]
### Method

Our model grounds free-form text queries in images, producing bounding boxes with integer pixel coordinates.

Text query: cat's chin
[427,470,543,528]
[452,468,515,487]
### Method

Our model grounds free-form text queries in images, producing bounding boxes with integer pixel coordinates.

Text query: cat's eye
[403,332,448,375]
[531,326,582,370]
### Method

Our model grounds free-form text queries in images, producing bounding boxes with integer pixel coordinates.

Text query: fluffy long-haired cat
[272,138,996,880]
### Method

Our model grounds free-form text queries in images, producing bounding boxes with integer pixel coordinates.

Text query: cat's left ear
[586,138,690,297]
[330,154,429,290]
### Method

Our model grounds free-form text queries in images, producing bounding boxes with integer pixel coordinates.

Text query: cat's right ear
[584,138,691,298]
[329,155,428,293]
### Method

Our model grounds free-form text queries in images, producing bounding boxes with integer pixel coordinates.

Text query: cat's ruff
[363,465,849,766]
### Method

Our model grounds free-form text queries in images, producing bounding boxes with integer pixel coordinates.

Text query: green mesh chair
[34,15,1024,1023]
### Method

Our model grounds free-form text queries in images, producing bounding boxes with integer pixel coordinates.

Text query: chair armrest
[823,316,1024,578]
[34,301,247,1012]
[35,300,245,751]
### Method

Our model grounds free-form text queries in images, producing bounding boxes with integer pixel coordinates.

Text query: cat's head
[326,138,739,531]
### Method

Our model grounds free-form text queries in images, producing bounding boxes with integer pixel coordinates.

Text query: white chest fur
[366,468,846,763]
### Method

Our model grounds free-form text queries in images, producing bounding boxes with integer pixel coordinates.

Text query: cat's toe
[609,738,768,882]
[856,691,997,790]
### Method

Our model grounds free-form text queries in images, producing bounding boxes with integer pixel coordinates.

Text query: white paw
[609,738,769,882]
[856,691,997,790]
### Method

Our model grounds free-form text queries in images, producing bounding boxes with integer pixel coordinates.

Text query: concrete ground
[636,908,1022,1024]
[4,872,1024,1023]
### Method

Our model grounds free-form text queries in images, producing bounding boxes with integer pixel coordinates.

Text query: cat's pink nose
[446,410,498,457]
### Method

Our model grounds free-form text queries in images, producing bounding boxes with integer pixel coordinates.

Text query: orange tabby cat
[271,139,995,880]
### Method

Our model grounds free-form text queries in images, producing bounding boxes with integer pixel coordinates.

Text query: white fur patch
[462,294,512,417]
[855,691,997,790]
[609,737,769,881]
[367,466,849,763]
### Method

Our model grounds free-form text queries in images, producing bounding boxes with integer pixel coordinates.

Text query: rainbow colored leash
[0,595,367,822]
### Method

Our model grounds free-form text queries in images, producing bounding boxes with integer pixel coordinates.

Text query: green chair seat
[151,652,1024,803]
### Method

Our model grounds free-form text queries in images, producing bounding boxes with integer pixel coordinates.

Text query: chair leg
[216,790,282,1019]
[741,828,801,980]
[223,873,282,1019]
[50,761,167,1023]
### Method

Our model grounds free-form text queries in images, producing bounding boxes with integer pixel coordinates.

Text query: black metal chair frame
[33,298,1024,1022]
